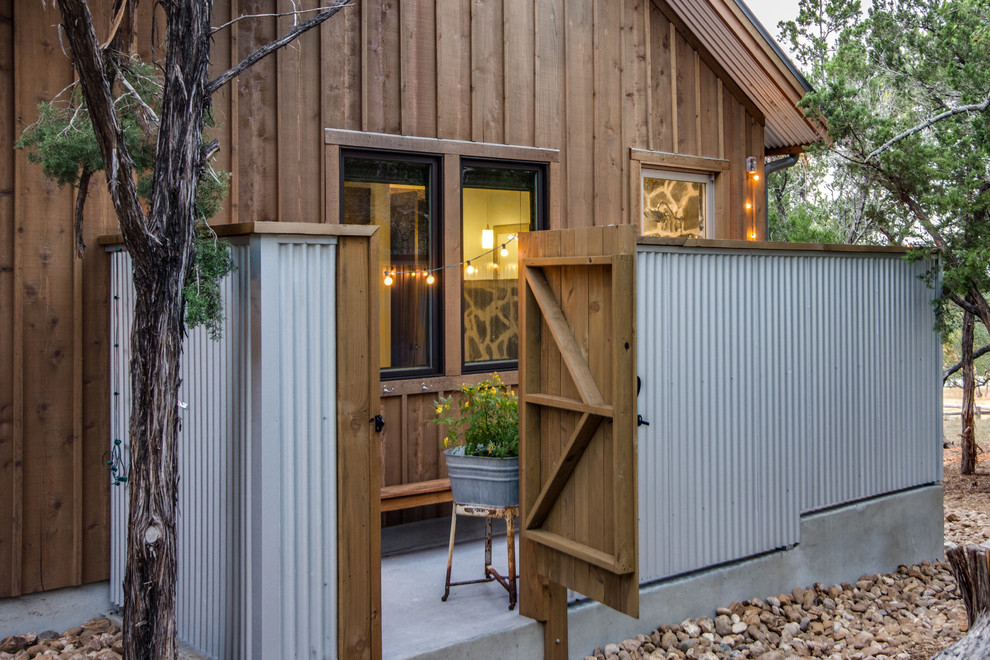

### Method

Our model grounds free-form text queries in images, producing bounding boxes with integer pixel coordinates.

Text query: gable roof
[661,0,825,150]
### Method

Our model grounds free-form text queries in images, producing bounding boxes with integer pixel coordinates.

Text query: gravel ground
[2,440,987,660]
[587,436,989,660]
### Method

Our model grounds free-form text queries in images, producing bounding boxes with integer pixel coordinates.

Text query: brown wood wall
[1,1,120,597]
[201,0,767,233]
[1,0,777,594]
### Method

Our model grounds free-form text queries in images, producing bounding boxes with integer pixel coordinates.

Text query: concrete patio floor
[381,519,552,659]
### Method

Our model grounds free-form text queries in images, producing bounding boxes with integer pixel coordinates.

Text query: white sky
[740,0,802,50]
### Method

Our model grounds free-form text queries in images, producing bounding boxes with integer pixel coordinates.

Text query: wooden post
[543,580,568,660]
[336,229,381,660]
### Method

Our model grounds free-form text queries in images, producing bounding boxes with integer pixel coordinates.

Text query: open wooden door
[518,225,638,658]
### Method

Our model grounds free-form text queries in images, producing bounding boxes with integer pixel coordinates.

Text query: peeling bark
[51,1,349,658]
[934,545,990,659]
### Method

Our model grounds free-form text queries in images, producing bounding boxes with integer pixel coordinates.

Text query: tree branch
[944,343,990,383]
[55,0,152,262]
[211,5,347,34]
[74,169,92,258]
[207,0,349,95]
[866,89,990,161]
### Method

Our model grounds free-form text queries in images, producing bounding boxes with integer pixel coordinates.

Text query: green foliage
[432,374,519,458]
[183,220,235,340]
[16,56,158,185]
[780,0,990,358]
[15,55,235,337]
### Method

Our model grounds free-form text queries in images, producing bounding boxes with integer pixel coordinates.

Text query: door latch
[373,414,385,433]
[637,414,650,427]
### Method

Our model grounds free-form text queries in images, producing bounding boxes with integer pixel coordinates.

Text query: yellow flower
[436,406,442,415]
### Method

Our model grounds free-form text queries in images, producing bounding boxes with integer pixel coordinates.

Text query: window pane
[461,165,538,367]
[343,155,438,375]
[642,176,707,238]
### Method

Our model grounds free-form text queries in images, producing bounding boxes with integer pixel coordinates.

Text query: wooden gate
[518,225,639,658]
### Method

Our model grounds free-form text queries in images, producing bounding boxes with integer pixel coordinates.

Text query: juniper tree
[44,1,349,657]
[781,0,990,472]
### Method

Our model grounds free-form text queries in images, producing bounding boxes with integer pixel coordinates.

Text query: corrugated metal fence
[109,235,339,659]
[636,245,942,584]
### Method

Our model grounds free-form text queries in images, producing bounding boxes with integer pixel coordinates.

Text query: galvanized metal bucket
[444,447,519,507]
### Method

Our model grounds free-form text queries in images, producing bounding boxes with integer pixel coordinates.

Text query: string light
[745,202,752,210]
[380,234,520,286]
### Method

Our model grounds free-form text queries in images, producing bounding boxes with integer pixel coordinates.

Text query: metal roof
[661,0,826,149]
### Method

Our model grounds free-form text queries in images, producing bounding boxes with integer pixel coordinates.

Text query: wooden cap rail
[380,479,453,513]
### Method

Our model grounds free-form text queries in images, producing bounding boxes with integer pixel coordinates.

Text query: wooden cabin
[0,0,821,601]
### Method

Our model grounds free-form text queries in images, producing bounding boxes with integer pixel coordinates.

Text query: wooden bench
[380,478,453,512]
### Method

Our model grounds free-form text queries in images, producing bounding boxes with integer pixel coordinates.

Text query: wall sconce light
[482,226,494,249]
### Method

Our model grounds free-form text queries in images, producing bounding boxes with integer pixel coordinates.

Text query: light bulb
[466,262,475,275]
[426,273,435,284]
[745,202,752,210]
[752,174,760,181]
[482,227,494,249]
[500,245,509,257]
[383,274,393,286]
[748,231,757,240]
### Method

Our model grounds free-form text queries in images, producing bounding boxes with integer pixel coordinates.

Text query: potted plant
[432,373,519,507]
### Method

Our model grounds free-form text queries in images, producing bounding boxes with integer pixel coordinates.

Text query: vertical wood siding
[635,246,941,583]
[1,0,114,597]
[3,0,784,594]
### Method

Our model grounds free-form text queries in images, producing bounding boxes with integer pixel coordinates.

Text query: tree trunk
[962,297,977,475]
[120,1,212,657]
[933,545,990,659]
[123,286,185,659]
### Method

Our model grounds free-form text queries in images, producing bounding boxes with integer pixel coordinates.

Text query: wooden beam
[630,148,729,171]
[523,256,615,267]
[524,413,603,531]
[525,529,627,574]
[523,267,605,406]
[324,128,559,162]
[523,393,612,417]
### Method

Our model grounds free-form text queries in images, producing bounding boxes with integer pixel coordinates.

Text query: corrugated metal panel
[636,247,941,584]
[109,250,131,610]
[108,235,338,659]
[249,237,338,660]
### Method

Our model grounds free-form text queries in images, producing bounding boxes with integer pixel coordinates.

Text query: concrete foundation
[390,484,943,660]
[0,581,111,639]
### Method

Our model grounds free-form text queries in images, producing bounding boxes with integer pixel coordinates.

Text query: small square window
[641,168,715,238]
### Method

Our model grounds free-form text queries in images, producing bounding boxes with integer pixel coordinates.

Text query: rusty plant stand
[442,503,519,610]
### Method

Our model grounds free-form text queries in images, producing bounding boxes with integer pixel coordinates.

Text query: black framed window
[342,151,442,379]
[460,161,546,372]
